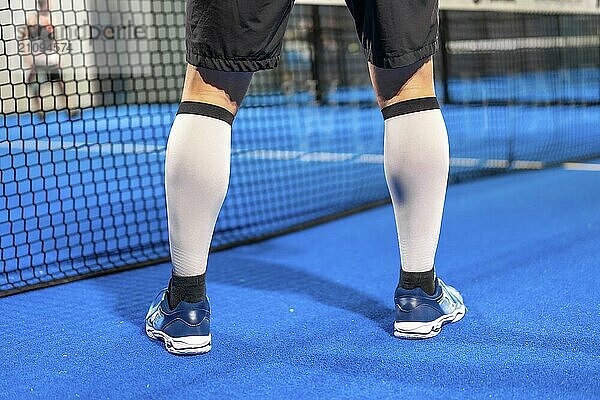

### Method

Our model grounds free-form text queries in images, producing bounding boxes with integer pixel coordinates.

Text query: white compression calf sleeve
[165,102,234,277]
[382,97,449,273]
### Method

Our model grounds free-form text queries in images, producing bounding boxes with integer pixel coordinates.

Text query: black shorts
[185,0,439,72]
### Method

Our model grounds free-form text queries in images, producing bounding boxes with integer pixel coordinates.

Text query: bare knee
[181,64,253,115]
[370,58,435,109]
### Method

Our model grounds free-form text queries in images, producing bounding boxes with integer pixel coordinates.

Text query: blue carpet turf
[0,166,599,399]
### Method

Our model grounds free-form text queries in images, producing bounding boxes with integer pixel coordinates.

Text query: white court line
[239,149,304,160]
[449,35,600,53]
[450,158,480,167]
[0,139,163,154]
[296,0,600,14]
[562,162,600,171]
[357,154,384,164]
[2,139,598,171]
[485,159,511,169]
[510,160,546,170]
[299,152,354,162]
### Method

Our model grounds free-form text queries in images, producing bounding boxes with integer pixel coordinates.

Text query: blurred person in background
[21,0,77,119]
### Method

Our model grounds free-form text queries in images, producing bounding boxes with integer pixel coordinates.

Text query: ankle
[400,268,436,295]
[168,273,206,308]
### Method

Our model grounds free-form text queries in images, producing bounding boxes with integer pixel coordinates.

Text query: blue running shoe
[394,278,465,339]
[145,289,211,355]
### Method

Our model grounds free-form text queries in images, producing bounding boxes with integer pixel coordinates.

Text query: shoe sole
[393,304,466,339]
[146,324,211,355]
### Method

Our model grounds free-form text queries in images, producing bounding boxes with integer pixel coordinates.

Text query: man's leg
[145,65,252,355]
[26,68,43,118]
[145,0,293,354]
[346,0,451,292]
[55,76,79,118]
[165,64,252,308]
[370,58,465,338]
[370,58,446,295]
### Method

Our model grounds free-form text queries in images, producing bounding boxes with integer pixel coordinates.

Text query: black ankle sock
[168,274,206,308]
[400,269,436,295]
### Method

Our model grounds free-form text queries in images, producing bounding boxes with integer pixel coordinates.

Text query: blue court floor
[0,164,599,399]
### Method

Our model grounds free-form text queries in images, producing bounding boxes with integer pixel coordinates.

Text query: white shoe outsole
[393,305,466,339]
[146,324,211,355]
